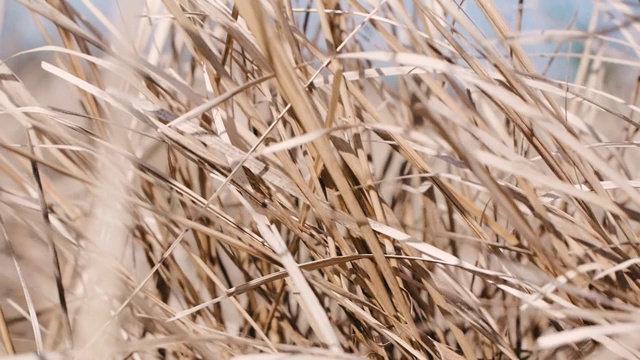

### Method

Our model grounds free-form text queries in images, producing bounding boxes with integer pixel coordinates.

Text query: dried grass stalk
[1,0,640,359]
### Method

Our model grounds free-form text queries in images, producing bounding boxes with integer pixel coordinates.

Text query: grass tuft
[1,1,640,359]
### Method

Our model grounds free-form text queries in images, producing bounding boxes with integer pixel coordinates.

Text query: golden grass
[1,0,640,359]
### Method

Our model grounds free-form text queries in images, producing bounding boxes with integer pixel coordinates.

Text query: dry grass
[1,0,640,359]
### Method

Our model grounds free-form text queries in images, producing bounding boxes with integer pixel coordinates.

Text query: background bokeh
[1,0,639,119]
[0,1,598,61]
[2,1,637,102]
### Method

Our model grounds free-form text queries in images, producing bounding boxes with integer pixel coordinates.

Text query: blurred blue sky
[0,1,595,47]
[0,1,621,80]
[1,0,114,52]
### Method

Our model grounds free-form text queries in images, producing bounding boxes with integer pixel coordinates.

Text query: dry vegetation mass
[2,0,640,359]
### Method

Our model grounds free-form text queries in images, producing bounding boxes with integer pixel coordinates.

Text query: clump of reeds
[1,0,640,359]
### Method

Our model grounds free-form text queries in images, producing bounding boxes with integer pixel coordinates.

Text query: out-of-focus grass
[1,1,640,359]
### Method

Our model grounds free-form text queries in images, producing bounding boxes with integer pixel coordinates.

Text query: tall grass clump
[1,0,640,359]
